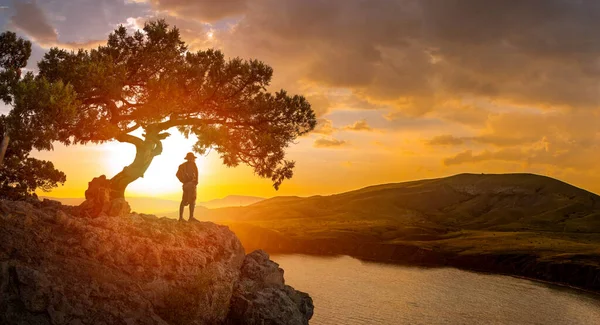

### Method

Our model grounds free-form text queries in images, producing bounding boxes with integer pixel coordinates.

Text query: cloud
[426,135,464,146]
[343,119,372,131]
[441,112,600,169]
[6,0,600,187]
[8,1,104,49]
[14,0,600,114]
[138,0,247,22]
[426,134,536,147]
[217,0,600,116]
[312,119,337,135]
[313,138,347,149]
[10,1,57,44]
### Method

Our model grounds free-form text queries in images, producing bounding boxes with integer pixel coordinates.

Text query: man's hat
[185,152,196,160]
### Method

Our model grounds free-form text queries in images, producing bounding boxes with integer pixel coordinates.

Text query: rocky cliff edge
[0,199,313,325]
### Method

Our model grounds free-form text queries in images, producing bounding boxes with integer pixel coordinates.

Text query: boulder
[79,175,131,218]
[0,200,313,324]
[0,200,245,324]
[227,250,314,325]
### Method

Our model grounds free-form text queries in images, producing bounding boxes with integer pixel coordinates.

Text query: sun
[103,129,206,197]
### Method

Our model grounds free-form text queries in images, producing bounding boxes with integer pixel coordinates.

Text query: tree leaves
[32,20,317,190]
[0,32,68,199]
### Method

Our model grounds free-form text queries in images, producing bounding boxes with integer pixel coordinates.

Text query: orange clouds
[313,138,347,149]
[139,0,247,22]
[5,0,600,197]
[343,119,372,132]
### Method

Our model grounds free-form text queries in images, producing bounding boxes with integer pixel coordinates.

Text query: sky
[1,0,600,200]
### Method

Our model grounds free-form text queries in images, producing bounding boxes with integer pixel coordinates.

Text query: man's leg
[179,201,185,221]
[189,204,199,222]
[188,186,199,222]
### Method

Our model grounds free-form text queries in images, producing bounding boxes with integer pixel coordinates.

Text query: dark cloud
[313,138,347,148]
[211,0,600,114]
[13,0,600,113]
[10,1,57,44]
[7,0,106,49]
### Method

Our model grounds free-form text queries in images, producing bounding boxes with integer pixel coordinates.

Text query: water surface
[273,255,600,325]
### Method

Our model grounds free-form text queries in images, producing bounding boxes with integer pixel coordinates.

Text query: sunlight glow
[103,129,207,197]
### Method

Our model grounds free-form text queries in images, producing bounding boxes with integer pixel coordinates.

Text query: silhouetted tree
[37,20,316,200]
[0,31,74,199]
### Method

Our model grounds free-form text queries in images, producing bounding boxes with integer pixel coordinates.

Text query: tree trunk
[0,135,9,168]
[79,132,166,218]
[108,136,164,199]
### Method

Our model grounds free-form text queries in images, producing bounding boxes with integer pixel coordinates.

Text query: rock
[79,175,131,217]
[227,250,314,325]
[108,198,132,217]
[0,200,313,324]
[0,199,252,324]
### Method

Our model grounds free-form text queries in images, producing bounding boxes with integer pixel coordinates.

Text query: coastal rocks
[0,199,251,324]
[227,250,314,325]
[79,175,131,218]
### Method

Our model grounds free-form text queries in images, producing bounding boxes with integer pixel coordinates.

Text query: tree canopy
[0,31,72,199]
[36,20,316,198]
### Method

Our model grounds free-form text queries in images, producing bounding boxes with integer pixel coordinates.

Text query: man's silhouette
[176,152,199,222]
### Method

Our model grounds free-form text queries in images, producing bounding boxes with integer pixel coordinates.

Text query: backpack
[176,164,187,183]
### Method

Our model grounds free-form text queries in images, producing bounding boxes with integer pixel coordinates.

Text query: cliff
[0,199,313,325]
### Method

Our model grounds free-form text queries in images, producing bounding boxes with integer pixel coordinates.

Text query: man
[176,152,199,222]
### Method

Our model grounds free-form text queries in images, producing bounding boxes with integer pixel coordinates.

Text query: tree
[0,31,75,199]
[0,31,31,167]
[37,20,316,201]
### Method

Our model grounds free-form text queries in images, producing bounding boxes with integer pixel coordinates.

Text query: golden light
[102,129,207,197]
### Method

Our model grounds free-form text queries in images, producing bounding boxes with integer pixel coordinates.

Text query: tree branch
[122,122,140,134]
[115,133,143,147]
[152,116,262,132]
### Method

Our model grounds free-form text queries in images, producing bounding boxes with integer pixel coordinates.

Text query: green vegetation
[34,20,315,199]
[0,31,74,199]
[209,173,600,235]
[203,173,600,289]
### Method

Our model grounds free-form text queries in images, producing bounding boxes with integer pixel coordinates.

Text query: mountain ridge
[198,173,600,293]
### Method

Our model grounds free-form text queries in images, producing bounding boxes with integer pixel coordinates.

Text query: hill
[201,173,600,292]
[206,173,600,237]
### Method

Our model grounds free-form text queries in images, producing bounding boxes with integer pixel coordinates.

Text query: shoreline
[238,237,600,295]
[274,252,600,298]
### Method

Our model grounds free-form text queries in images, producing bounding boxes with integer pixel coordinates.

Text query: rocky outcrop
[228,250,314,325]
[227,250,313,325]
[0,199,313,324]
[79,175,131,218]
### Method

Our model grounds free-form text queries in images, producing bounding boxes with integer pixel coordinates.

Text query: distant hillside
[199,195,264,209]
[206,173,600,235]
[202,173,600,292]
[43,195,264,215]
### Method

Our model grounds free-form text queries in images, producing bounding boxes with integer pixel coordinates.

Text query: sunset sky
[1,0,600,201]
